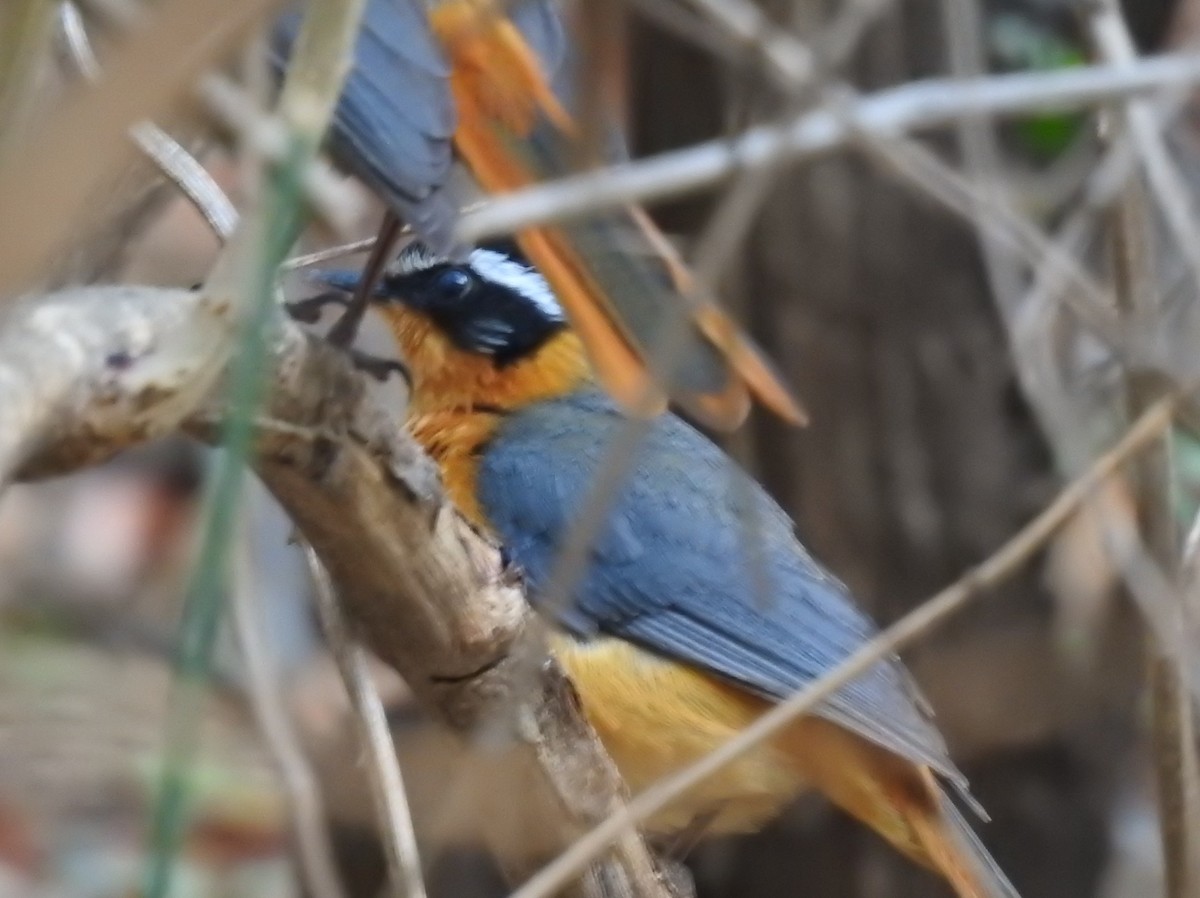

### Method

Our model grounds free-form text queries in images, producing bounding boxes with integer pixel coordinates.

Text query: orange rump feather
[777,717,1007,898]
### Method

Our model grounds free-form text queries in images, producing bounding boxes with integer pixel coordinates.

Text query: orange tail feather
[778,718,1018,898]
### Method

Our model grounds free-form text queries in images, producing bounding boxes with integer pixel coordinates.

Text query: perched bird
[316,244,1021,898]
[272,0,803,430]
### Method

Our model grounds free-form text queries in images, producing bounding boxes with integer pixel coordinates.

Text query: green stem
[0,0,54,151]
[143,136,306,898]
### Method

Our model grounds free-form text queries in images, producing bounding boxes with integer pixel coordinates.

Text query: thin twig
[938,0,1025,317]
[1089,0,1200,309]
[1011,85,1193,378]
[0,0,287,300]
[303,544,428,898]
[573,0,629,170]
[458,54,1200,242]
[282,236,379,270]
[58,0,355,240]
[681,0,813,83]
[656,0,1119,449]
[145,0,370,892]
[685,0,1112,327]
[279,200,491,271]
[0,0,55,151]
[1109,145,1200,898]
[327,211,402,346]
[1096,496,1196,684]
[57,1,240,241]
[683,0,892,286]
[1183,501,1200,569]
[669,0,1128,526]
[855,134,1111,322]
[231,526,348,898]
[508,394,1180,898]
[625,0,742,65]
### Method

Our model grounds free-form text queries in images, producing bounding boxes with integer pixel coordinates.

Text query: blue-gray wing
[477,389,963,785]
[271,0,571,253]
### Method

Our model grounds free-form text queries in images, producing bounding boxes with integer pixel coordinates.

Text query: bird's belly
[551,634,805,836]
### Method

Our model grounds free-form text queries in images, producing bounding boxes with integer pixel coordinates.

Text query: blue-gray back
[477,389,963,785]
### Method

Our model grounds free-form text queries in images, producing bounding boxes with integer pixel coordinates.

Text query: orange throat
[379,305,591,525]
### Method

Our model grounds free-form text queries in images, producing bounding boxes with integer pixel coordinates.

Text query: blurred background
[3,0,1198,896]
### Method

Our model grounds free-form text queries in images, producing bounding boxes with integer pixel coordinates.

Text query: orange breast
[408,408,500,529]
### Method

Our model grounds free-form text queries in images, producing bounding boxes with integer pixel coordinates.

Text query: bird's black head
[360,240,568,367]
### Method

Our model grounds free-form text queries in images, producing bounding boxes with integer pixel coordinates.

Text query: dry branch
[0,286,230,482]
[1090,1,1200,302]
[0,284,678,898]
[231,536,347,898]
[677,0,1112,323]
[1107,125,1200,898]
[305,543,426,898]
[57,1,239,243]
[458,54,1200,241]
[0,0,291,299]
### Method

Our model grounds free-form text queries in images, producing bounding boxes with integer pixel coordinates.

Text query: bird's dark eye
[431,267,473,301]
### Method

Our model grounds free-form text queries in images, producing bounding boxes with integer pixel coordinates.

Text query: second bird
[273,0,804,430]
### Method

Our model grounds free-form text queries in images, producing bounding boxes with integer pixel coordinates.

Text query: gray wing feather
[938,789,1022,897]
[478,389,963,786]
[272,0,571,253]
[509,0,567,84]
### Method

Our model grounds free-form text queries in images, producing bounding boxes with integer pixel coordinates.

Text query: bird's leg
[285,290,350,323]
[326,210,404,347]
[285,293,411,385]
[345,349,411,385]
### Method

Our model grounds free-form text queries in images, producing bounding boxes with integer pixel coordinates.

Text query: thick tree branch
[0,284,677,898]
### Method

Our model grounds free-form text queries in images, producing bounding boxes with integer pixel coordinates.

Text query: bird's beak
[309,268,417,308]
[309,269,374,295]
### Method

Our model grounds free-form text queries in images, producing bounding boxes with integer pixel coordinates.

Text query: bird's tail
[427,0,805,431]
[779,718,1019,898]
[904,767,1021,898]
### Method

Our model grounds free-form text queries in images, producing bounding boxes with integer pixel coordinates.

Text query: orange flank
[551,635,804,835]
[427,0,806,430]
[774,714,997,898]
[556,635,997,897]
[556,634,994,898]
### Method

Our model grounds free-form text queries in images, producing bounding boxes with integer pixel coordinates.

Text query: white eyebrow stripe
[393,241,441,274]
[466,248,564,320]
